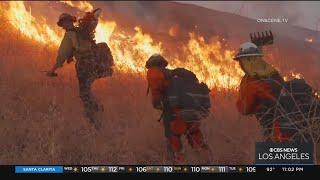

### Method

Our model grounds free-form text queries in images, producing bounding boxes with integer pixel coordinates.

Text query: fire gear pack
[163,68,211,122]
[72,28,114,78]
[277,78,319,142]
[92,42,114,78]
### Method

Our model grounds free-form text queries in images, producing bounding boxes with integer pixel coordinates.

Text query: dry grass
[4,18,319,165]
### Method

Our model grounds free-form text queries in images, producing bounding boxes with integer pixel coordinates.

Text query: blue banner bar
[15,166,63,173]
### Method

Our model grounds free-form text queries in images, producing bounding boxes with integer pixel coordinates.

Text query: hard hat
[145,54,168,69]
[233,42,263,60]
[57,13,76,27]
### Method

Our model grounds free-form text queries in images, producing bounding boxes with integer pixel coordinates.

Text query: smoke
[179,1,320,31]
[244,1,302,28]
[3,1,319,88]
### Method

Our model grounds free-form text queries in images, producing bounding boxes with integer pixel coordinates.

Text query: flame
[95,20,116,44]
[170,33,243,89]
[78,1,93,12]
[107,26,162,72]
[60,1,93,12]
[283,72,303,81]
[305,38,313,43]
[315,91,320,99]
[60,1,74,7]
[292,72,303,79]
[2,1,245,90]
[5,1,62,46]
[169,24,179,37]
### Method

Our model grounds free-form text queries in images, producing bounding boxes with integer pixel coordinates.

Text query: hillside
[25,1,320,87]
[0,1,319,164]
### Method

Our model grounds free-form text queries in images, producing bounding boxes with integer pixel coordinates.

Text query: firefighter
[233,42,290,142]
[146,54,212,164]
[46,10,105,129]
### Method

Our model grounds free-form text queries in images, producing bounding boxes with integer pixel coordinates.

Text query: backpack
[92,42,114,78]
[277,78,318,142]
[74,28,114,79]
[164,68,211,122]
[280,78,313,112]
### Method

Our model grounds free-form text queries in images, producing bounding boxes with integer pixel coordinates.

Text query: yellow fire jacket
[54,30,94,68]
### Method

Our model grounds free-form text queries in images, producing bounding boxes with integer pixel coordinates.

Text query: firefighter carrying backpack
[76,9,115,79]
[164,68,211,122]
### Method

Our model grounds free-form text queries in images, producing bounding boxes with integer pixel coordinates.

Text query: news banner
[8,165,320,174]
[3,142,320,174]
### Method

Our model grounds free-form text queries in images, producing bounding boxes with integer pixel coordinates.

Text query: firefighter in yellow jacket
[46,11,103,129]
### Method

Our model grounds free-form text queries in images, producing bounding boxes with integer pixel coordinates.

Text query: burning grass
[1,1,244,90]
[0,18,262,165]
[0,1,319,165]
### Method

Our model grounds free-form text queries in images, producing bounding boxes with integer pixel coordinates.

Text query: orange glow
[2,1,247,90]
[6,1,62,46]
[60,1,93,12]
[169,24,179,37]
[283,72,303,81]
[170,33,243,89]
[95,20,117,44]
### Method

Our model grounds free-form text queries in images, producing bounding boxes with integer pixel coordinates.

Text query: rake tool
[250,30,274,47]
